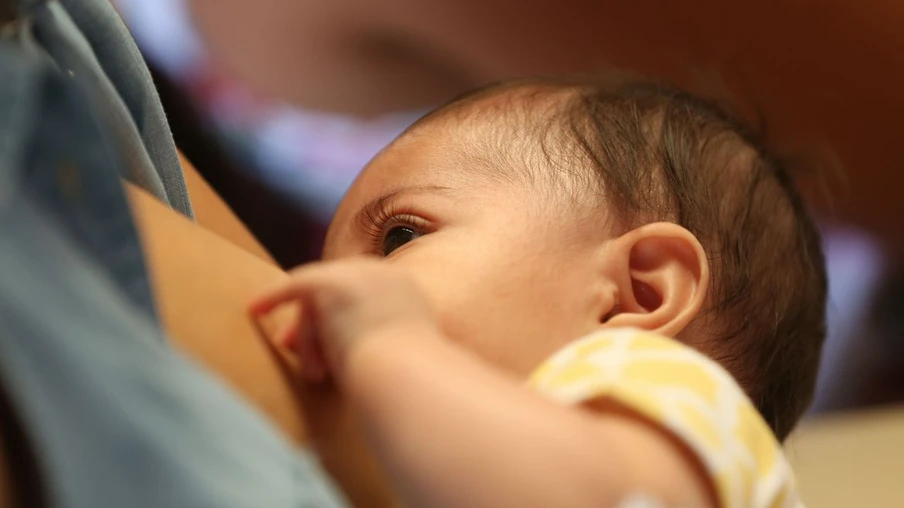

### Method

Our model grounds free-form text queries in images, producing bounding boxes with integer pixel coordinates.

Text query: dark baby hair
[421,77,828,441]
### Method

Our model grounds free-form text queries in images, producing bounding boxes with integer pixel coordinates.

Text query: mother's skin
[0,158,393,508]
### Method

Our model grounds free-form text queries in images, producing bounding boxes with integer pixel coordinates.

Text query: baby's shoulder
[528,328,803,508]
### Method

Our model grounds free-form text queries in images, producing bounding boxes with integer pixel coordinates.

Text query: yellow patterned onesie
[528,328,802,508]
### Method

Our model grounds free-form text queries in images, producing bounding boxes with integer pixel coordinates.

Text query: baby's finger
[249,263,351,316]
[248,281,312,316]
[271,302,327,383]
[274,318,302,350]
[299,334,327,383]
[296,305,329,382]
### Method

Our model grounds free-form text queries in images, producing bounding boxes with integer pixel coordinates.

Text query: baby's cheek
[410,279,518,370]
[396,249,566,375]
[433,293,553,377]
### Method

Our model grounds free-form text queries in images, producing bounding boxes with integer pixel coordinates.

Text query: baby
[250,78,827,507]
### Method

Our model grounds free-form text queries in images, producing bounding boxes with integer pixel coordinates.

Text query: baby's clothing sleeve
[527,328,803,508]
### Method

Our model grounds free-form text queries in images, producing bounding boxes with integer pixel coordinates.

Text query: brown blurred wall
[188,0,904,253]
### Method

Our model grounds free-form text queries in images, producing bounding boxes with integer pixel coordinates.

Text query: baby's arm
[342,326,714,508]
[250,259,714,508]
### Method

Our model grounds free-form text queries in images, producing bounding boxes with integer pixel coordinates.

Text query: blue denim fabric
[0,36,347,508]
[1,26,158,320]
[8,0,192,217]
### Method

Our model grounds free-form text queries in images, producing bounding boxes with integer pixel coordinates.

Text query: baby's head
[324,78,827,439]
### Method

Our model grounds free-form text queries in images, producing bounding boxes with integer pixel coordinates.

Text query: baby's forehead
[414,84,576,134]
[392,85,581,180]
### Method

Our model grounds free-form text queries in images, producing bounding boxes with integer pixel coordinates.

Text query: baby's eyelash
[360,203,428,251]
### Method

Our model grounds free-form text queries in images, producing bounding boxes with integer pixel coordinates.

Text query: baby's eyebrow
[353,184,453,229]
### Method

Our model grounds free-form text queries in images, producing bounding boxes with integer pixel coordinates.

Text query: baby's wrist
[338,321,446,392]
[347,320,442,364]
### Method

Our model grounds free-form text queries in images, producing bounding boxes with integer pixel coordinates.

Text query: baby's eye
[382,225,422,256]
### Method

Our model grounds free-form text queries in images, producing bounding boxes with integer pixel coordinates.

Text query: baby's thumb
[268,304,329,383]
[298,322,329,383]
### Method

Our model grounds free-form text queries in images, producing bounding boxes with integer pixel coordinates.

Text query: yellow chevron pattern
[529,328,802,508]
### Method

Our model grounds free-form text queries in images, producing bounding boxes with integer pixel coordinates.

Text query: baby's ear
[600,223,709,337]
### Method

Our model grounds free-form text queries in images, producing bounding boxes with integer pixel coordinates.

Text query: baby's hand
[248,258,438,383]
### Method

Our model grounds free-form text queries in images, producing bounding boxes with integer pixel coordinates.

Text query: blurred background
[113,0,904,503]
